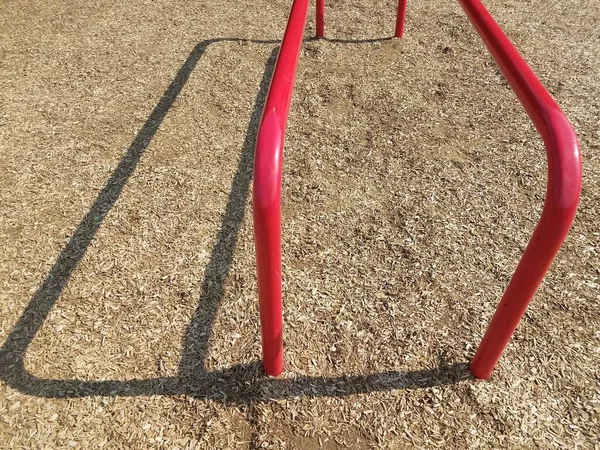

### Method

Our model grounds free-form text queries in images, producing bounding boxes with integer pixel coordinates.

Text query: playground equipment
[253,0,582,379]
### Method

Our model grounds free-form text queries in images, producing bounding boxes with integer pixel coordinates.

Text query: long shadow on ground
[0,37,472,405]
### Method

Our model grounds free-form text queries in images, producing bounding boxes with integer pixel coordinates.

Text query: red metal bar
[457,0,582,379]
[316,0,325,38]
[253,0,309,376]
[395,0,407,38]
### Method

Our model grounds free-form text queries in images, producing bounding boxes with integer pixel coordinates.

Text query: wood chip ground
[0,0,599,448]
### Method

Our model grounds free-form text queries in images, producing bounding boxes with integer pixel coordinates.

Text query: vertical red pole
[254,109,284,377]
[254,0,310,377]
[395,0,407,38]
[316,0,324,38]
[253,123,284,376]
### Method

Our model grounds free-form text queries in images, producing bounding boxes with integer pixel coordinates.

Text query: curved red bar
[458,0,582,379]
[253,0,309,376]
[254,0,581,380]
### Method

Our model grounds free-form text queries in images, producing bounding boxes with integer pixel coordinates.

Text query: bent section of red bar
[253,0,309,376]
[457,0,582,379]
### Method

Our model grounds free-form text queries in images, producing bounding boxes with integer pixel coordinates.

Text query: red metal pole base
[395,0,407,38]
[316,0,324,38]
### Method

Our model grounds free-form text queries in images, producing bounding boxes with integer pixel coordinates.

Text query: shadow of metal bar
[0,36,472,402]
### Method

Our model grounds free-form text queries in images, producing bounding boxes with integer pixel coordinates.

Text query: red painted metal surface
[316,0,325,38]
[253,0,309,376]
[254,0,581,380]
[458,0,582,379]
[395,0,407,38]
[317,0,403,39]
